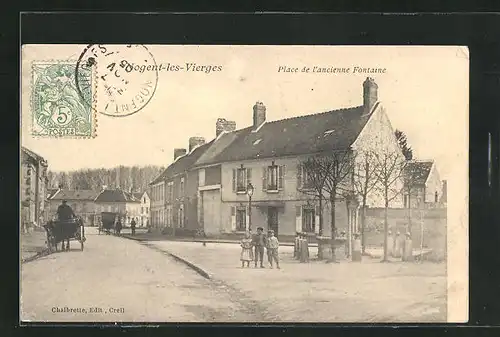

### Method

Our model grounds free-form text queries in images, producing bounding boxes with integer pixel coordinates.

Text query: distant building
[403,160,444,208]
[149,137,213,232]
[21,146,48,232]
[47,189,100,225]
[94,188,141,226]
[134,191,150,227]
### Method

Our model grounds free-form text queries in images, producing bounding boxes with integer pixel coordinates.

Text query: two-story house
[134,191,150,227]
[193,77,404,239]
[21,146,49,232]
[403,160,444,209]
[47,189,99,225]
[149,137,215,233]
[94,188,141,226]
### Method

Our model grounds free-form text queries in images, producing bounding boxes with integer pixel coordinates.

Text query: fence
[363,207,447,261]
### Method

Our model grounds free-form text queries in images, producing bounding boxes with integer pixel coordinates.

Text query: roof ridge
[263,105,364,126]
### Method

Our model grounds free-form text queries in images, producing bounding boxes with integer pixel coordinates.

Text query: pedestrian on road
[240,231,254,268]
[115,218,122,236]
[131,218,137,236]
[252,227,266,268]
[266,230,274,265]
[267,230,280,269]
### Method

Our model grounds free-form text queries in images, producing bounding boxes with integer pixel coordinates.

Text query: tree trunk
[318,195,324,260]
[329,195,337,263]
[407,193,412,235]
[382,196,389,262]
[361,196,367,254]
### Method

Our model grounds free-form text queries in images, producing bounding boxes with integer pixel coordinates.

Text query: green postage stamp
[31,60,97,138]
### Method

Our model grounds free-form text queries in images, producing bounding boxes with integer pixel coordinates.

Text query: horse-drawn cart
[43,217,86,252]
[99,212,117,235]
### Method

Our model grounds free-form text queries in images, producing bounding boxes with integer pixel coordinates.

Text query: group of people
[113,218,137,236]
[239,227,280,269]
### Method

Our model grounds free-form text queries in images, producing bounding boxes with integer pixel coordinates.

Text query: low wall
[363,207,447,261]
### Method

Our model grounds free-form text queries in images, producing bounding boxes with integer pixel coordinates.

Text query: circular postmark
[75,44,158,117]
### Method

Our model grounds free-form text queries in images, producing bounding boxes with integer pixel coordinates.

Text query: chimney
[188,137,206,152]
[174,148,187,160]
[253,101,266,130]
[216,118,237,137]
[363,77,378,114]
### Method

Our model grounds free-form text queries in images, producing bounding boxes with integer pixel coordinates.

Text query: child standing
[267,230,280,269]
[240,231,254,268]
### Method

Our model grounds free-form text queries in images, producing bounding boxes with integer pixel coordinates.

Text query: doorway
[268,207,279,236]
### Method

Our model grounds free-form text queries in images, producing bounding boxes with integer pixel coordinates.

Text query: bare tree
[300,151,355,262]
[373,152,407,262]
[401,162,421,235]
[353,150,380,254]
[323,151,356,263]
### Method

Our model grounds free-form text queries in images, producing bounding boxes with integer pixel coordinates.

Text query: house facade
[134,191,150,227]
[193,78,404,239]
[47,189,99,225]
[21,146,49,232]
[94,188,141,226]
[149,137,214,233]
[403,160,444,209]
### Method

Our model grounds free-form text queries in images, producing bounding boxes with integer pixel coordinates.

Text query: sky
[21,45,469,181]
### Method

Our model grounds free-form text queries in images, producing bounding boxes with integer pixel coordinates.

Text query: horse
[43,217,84,252]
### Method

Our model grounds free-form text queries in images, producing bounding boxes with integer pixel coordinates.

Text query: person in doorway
[252,227,267,268]
[130,218,137,236]
[267,230,280,269]
[240,231,254,268]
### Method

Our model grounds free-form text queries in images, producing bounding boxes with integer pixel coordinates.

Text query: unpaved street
[20,228,268,322]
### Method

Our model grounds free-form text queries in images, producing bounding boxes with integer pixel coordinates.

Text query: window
[141,207,144,214]
[180,177,185,197]
[434,191,438,203]
[233,167,252,193]
[143,197,146,203]
[146,207,149,214]
[302,207,315,233]
[236,208,246,231]
[302,167,313,189]
[264,163,284,191]
[167,182,174,202]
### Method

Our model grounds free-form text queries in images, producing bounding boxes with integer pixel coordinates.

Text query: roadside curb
[121,235,212,280]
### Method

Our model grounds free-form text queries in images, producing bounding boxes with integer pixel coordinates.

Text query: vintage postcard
[20,45,468,323]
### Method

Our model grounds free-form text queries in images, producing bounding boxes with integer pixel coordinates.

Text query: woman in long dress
[240,231,254,268]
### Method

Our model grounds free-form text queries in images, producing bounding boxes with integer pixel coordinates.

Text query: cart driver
[57,200,75,221]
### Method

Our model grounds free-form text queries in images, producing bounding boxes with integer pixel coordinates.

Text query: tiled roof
[194,105,370,166]
[50,189,99,201]
[150,141,214,185]
[133,192,144,200]
[94,189,140,203]
[22,146,47,164]
[403,161,434,186]
[195,131,243,167]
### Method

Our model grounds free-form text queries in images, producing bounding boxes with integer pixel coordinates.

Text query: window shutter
[295,205,302,232]
[315,205,320,234]
[246,168,252,187]
[231,206,236,231]
[232,169,236,192]
[278,165,284,190]
[297,164,302,189]
[245,206,250,231]
[262,167,267,191]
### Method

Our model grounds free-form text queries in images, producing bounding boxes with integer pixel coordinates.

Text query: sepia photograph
[20,45,468,323]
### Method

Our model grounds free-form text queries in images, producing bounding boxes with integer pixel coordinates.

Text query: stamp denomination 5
[31,60,97,138]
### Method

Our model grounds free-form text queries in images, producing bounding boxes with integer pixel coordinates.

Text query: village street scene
[20,45,467,323]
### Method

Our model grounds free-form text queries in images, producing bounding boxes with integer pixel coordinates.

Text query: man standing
[56,200,75,221]
[130,218,137,236]
[252,227,266,268]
